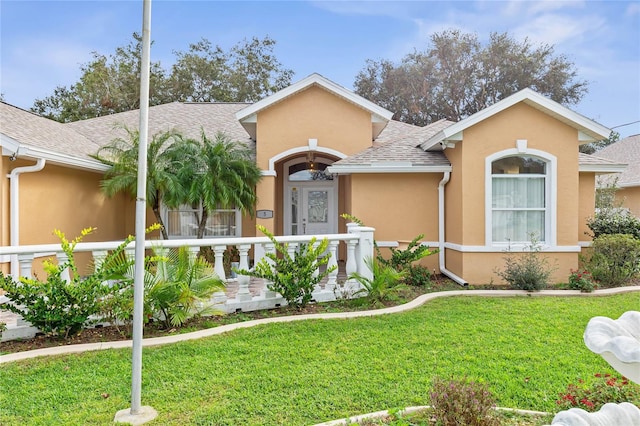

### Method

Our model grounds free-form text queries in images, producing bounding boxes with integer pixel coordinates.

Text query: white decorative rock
[583,311,640,384]
[550,402,640,425]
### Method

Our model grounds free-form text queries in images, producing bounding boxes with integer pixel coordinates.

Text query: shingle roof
[0,102,102,161]
[67,102,253,149]
[332,119,454,167]
[595,135,640,186]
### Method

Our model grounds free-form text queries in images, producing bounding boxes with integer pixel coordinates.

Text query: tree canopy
[354,29,589,126]
[32,34,293,122]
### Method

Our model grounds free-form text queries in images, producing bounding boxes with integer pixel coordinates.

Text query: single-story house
[595,134,640,216]
[0,73,627,284]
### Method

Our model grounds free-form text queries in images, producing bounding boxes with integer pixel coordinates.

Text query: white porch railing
[0,225,375,342]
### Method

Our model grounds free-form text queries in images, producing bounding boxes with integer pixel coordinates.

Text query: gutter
[437,171,468,286]
[8,157,46,276]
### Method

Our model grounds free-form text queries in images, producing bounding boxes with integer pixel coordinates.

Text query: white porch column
[347,224,375,281]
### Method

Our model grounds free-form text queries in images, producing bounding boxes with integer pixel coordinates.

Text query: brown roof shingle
[595,135,640,186]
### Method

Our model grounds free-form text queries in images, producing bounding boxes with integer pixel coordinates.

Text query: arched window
[491,155,547,243]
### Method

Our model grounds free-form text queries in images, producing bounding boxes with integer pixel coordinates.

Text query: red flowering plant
[568,269,597,292]
[556,373,640,412]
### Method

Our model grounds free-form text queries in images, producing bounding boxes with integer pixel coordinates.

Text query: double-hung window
[164,204,240,238]
[491,155,547,244]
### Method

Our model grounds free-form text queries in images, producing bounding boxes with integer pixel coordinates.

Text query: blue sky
[1,1,639,137]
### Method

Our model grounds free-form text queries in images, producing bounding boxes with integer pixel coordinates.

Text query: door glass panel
[291,187,298,235]
[308,190,328,223]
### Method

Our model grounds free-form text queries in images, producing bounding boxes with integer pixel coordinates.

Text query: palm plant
[350,257,407,303]
[145,246,226,328]
[169,131,262,239]
[92,125,185,239]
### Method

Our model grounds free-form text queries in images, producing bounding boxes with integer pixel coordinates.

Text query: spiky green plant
[349,257,407,303]
[145,246,226,328]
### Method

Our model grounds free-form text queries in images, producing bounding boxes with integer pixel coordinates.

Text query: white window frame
[161,203,242,239]
[485,147,557,248]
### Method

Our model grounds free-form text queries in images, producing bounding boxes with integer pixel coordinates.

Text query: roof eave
[579,164,627,173]
[420,88,611,150]
[327,164,452,174]
[13,144,109,172]
[235,73,394,123]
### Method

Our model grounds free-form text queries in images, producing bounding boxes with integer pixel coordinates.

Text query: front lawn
[0,293,637,425]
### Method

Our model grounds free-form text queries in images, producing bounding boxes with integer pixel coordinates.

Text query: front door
[301,187,334,235]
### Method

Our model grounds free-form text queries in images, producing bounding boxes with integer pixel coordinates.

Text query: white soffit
[235,73,394,140]
[420,88,612,151]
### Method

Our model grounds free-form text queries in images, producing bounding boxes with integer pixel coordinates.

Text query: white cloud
[627,2,640,17]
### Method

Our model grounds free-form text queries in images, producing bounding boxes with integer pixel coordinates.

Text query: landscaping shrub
[237,225,336,309]
[429,376,500,426]
[584,233,640,287]
[0,228,134,338]
[587,208,640,239]
[145,245,226,328]
[568,269,597,293]
[403,264,432,287]
[556,373,640,412]
[494,236,555,291]
[376,234,437,271]
[349,257,406,304]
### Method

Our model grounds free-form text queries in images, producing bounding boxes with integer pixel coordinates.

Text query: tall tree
[354,29,589,125]
[32,33,171,122]
[169,132,262,239]
[169,36,294,103]
[91,126,184,240]
[580,131,620,154]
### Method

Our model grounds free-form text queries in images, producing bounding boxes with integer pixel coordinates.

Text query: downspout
[8,157,46,276]
[438,171,468,286]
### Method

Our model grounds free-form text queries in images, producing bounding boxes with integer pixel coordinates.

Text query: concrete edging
[312,405,551,426]
[1,286,638,364]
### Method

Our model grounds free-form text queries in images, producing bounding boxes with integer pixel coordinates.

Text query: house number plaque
[256,210,274,219]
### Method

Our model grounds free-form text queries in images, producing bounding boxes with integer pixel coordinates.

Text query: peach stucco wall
[253,85,373,235]
[349,173,441,271]
[578,173,596,241]
[10,162,129,245]
[441,102,589,284]
[617,187,640,217]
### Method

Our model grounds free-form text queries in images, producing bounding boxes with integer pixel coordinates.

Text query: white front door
[301,187,334,235]
[286,183,337,236]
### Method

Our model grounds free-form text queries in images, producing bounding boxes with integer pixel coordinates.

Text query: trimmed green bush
[585,233,640,287]
[587,208,640,239]
[0,228,133,338]
[404,264,432,287]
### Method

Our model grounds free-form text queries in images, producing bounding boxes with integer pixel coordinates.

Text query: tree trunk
[197,209,209,239]
[152,197,169,240]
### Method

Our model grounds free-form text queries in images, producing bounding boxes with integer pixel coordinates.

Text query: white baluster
[17,254,34,279]
[56,252,71,282]
[261,242,277,298]
[312,241,322,293]
[235,244,252,301]
[212,245,227,304]
[325,240,339,292]
[92,250,109,270]
[345,239,358,292]
[286,242,298,260]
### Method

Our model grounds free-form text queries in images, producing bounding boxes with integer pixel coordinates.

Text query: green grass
[0,293,637,425]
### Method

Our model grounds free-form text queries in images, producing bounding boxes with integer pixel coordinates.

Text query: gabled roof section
[327,119,453,174]
[68,102,252,148]
[595,134,639,187]
[0,102,107,171]
[235,73,394,140]
[420,88,612,151]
